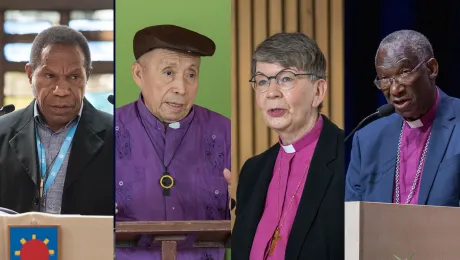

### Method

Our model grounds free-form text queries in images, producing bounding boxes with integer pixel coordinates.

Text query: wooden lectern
[345,201,460,260]
[116,220,231,260]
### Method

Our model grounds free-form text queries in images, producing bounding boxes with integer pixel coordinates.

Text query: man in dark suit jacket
[231,32,344,260]
[0,25,113,215]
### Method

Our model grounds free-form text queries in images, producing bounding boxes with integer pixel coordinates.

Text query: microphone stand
[344,112,378,143]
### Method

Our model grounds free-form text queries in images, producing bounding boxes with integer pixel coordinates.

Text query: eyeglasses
[249,70,322,93]
[374,60,429,90]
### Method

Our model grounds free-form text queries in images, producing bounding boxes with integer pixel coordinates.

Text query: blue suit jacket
[346,89,460,206]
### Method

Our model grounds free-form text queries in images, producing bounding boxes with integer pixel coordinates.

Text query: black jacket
[0,99,114,215]
[232,115,344,260]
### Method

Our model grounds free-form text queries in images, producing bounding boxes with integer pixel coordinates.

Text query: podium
[115,220,231,260]
[0,212,113,260]
[345,201,460,260]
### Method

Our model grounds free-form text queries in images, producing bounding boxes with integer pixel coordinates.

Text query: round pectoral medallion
[159,174,174,189]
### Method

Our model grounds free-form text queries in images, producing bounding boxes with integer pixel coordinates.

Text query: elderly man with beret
[115,25,231,260]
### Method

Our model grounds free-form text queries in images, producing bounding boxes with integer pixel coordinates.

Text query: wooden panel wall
[231,0,344,218]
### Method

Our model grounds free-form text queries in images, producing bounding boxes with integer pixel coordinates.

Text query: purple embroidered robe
[115,95,231,260]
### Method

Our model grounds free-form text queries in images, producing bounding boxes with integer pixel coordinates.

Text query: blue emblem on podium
[8,225,60,260]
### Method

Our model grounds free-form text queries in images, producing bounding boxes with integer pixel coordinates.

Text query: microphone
[0,206,18,214]
[107,95,114,105]
[376,103,395,117]
[0,104,15,116]
[345,104,395,142]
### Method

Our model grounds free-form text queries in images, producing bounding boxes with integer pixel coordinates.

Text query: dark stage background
[344,0,460,167]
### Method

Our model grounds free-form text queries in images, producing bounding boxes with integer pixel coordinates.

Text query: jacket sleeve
[234,158,252,217]
[345,130,363,201]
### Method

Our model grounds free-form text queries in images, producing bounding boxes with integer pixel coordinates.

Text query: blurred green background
[115,0,232,258]
[115,0,231,120]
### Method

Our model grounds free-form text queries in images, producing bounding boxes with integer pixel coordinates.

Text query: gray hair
[252,32,326,79]
[30,25,92,76]
[376,30,434,64]
[252,32,326,110]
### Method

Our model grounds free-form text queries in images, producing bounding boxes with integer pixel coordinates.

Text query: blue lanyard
[35,123,78,197]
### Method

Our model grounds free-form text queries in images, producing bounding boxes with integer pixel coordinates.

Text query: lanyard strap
[35,123,78,197]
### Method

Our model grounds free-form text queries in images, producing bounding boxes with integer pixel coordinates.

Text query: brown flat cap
[133,24,216,60]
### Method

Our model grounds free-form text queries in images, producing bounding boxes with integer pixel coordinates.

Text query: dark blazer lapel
[418,91,456,204]
[239,144,279,257]
[8,101,39,186]
[285,116,337,259]
[375,115,402,203]
[64,99,105,189]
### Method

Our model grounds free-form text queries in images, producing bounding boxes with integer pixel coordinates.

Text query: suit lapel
[285,116,337,259]
[376,115,402,203]
[8,102,39,186]
[64,99,105,189]
[240,145,279,257]
[418,92,456,204]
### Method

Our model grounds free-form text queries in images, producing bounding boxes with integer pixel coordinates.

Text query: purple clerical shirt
[115,95,231,260]
[393,88,440,204]
[250,116,323,259]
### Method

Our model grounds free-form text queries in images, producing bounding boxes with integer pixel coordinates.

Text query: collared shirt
[115,95,231,260]
[34,100,83,214]
[250,116,324,260]
[393,88,440,204]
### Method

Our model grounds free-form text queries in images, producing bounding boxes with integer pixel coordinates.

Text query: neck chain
[136,105,194,196]
[394,123,431,204]
[276,156,308,229]
[266,152,309,257]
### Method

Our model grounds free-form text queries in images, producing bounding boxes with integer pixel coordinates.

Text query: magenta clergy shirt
[115,95,231,260]
[393,88,440,204]
[250,116,323,259]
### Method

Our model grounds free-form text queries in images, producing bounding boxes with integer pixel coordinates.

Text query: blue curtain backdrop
[344,0,460,169]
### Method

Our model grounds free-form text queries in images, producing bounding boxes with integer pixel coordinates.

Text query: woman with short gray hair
[231,32,344,260]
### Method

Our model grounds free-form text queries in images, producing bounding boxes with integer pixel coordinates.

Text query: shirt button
[215,190,219,195]
[119,181,124,186]
[172,207,175,210]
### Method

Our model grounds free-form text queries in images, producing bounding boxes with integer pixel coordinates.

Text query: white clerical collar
[406,119,424,129]
[281,144,296,153]
[168,122,180,129]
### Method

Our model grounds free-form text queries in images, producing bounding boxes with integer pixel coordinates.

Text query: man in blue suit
[346,30,460,206]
